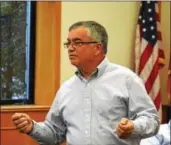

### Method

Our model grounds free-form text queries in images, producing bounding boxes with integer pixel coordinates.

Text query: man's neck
[79,56,105,79]
[80,68,97,79]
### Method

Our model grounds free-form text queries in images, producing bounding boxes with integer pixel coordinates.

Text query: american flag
[134,1,165,112]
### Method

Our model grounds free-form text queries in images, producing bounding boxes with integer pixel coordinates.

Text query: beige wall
[60,2,170,104]
[160,2,170,104]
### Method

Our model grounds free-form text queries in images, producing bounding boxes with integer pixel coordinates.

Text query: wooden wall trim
[1,105,50,112]
[1,127,16,130]
[34,2,61,105]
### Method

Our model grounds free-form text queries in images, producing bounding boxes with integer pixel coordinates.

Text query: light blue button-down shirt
[29,58,160,145]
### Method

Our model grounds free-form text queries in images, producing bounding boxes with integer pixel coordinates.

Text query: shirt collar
[75,57,109,80]
[96,57,109,77]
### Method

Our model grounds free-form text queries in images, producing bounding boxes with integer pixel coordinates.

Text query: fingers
[116,118,134,139]
[18,122,29,133]
[12,113,22,121]
[116,124,132,138]
[118,118,134,131]
[12,113,33,134]
[12,113,27,128]
[116,124,124,136]
[13,116,27,125]
[16,120,28,129]
[120,118,128,125]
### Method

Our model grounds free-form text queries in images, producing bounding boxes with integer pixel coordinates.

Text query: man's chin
[70,60,78,67]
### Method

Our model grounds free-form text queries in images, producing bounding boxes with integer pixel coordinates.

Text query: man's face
[66,27,98,68]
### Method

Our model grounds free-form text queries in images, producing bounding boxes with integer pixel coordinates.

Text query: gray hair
[69,21,108,54]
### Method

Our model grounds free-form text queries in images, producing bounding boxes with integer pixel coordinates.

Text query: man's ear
[95,43,103,55]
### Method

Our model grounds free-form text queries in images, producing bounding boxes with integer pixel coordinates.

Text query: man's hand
[116,118,134,139]
[12,113,33,134]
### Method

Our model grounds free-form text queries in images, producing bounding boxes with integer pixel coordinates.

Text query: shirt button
[85,98,90,102]
[86,114,90,118]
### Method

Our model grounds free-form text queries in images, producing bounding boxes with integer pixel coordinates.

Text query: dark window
[0,2,36,105]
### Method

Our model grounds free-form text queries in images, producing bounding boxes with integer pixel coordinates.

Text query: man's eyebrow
[67,38,82,42]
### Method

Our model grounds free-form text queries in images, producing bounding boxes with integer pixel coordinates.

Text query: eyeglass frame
[63,41,98,49]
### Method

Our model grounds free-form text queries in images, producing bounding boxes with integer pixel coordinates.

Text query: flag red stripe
[159,48,165,59]
[138,43,153,75]
[145,58,160,94]
[157,31,162,41]
[155,13,160,22]
[154,90,161,110]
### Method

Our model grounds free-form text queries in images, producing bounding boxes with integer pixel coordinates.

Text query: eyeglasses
[63,41,98,49]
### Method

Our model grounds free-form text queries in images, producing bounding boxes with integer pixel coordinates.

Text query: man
[12,21,160,145]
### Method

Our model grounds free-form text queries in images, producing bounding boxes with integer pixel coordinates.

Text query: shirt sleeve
[125,74,160,138]
[29,91,67,145]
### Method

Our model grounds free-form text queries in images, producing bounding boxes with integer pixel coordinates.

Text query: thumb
[120,118,128,125]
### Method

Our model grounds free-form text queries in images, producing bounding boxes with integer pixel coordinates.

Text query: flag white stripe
[157,22,161,32]
[158,40,162,48]
[149,74,160,100]
[140,39,149,55]
[155,3,159,13]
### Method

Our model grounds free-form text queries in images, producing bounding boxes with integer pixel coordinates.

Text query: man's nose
[67,44,75,51]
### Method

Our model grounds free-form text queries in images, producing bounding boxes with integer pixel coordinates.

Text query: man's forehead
[70,26,87,31]
[67,27,89,40]
[69,27,87,35]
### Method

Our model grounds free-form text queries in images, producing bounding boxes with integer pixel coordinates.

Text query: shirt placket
[83,81,92,145]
